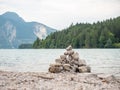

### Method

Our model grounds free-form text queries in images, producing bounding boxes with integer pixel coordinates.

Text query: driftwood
[32,74,54,79]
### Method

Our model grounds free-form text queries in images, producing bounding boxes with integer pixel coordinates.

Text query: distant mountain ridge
[0,12,56,48]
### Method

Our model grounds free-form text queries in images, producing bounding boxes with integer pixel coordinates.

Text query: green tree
[33,38,41,48]
[33,16,120,48]
[105,38,113,48]
[85,32,91,48]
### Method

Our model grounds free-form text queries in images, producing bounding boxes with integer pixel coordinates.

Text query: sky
[0,0,120,30]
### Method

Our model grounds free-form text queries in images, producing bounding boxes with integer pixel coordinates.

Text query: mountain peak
[2,11,24,22]
[3,11,19,16]
[0,11,57,48]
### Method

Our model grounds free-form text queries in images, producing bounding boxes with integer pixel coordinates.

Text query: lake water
[0,49,120,76]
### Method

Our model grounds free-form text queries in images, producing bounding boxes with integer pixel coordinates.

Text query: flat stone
[49,65,63,73]
[67,50,74,55]
[78,66,91,73]
[63,64,71,71]
[60,55,66,60]
[67,56,73,61]
[49,64,63,73]
[70,60,79,66]
[70,66,77,72]
[55,58,62,64]
[66,45,72,51]
[72,52,79,60]
[64,52,68,55]
[50,63,62,67]
[97,74,116,82]
[61,59,67,64]
[78,59,86,66]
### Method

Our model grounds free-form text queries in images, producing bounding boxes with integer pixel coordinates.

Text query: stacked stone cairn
[49,45,91,73]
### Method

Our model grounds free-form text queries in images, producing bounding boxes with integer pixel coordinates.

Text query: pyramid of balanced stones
[49,45,91,73]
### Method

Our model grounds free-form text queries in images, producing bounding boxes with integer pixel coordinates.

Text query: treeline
[19,44,33,49]
[33,16,120,48]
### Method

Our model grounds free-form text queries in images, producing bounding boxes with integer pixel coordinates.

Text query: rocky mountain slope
[0,12,56,48]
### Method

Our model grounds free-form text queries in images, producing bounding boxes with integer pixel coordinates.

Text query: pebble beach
[0,70,120,90]
[0,46,120,90]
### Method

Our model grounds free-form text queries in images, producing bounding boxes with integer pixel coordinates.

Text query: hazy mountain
[0,12,56,48]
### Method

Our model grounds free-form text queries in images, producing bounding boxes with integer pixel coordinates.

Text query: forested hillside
[33,16,120,48]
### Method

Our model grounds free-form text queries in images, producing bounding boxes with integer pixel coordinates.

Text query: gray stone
[72,52,79,60]
[61,59,67,64]
[66,45,72,51]
[50,63,62,67]
[78,59,86,66]
[63,64,71,71]
[70,66,77,72]
[70,60,79,66]
[67,50,74,55]
[60,55,66,60]
[49,65,63,73]
[49,64,63,73]
[78,66,91,73]
[67,55,73,61]
[55,58,62,64]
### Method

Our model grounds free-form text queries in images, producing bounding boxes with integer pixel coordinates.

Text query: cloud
[0,0,120,30]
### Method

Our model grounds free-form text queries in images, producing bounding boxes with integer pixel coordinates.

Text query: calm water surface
[0,49,120,76]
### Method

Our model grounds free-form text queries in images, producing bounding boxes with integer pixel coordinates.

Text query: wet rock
[50,63,62,67]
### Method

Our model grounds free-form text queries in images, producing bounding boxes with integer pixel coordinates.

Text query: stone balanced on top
[49,45,91,73]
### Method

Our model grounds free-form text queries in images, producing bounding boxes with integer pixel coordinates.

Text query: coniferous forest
[33,16,120,48]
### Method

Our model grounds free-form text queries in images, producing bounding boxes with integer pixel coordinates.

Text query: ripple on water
[0,49,120,76]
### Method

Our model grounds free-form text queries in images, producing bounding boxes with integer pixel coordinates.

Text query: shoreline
[0,70,120,90]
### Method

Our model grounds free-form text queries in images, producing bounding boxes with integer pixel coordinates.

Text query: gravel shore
[0,70,120,90]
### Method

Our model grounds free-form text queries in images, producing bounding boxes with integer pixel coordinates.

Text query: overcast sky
[0,0,120,30]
